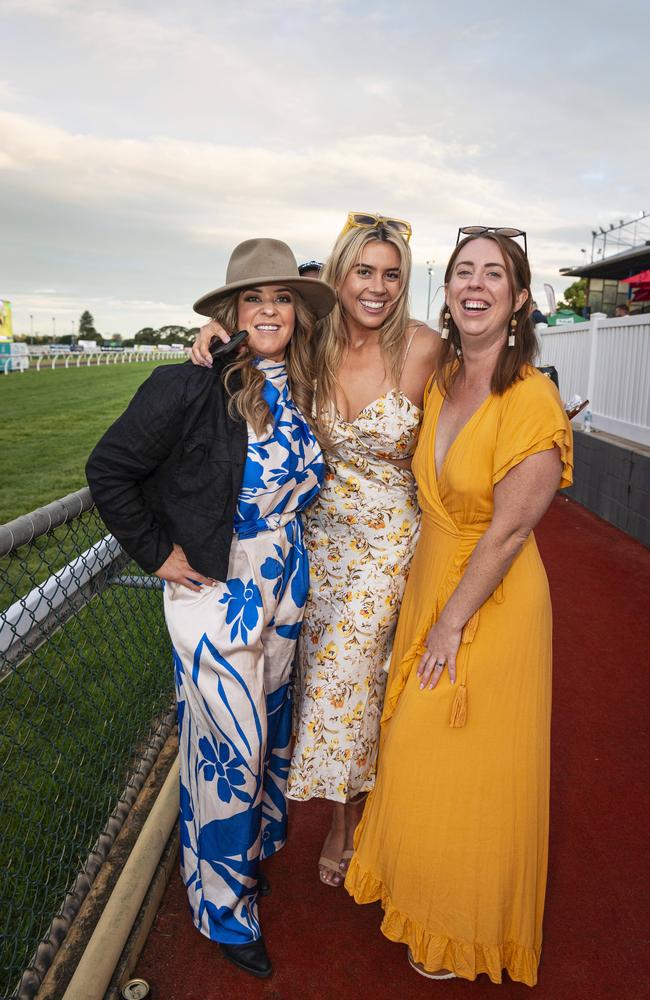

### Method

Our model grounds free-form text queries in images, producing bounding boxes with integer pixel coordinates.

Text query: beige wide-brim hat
[193,238,336,320]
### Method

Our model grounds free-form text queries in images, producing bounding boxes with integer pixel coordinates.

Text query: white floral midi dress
[287,387,421,802]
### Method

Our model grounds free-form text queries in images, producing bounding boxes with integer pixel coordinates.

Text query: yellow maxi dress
[346,367,573,987]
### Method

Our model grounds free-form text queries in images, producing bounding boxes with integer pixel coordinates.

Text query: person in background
[615,302,629,318]
[86,239,335,979]
[298,260,324,277]
[531,300,548,324]
[346,228,573,987]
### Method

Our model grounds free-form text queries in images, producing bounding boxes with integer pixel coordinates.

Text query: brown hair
[212,290,318,437]
[437,232,536,397]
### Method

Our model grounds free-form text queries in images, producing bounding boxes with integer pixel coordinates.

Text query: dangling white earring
[441,309,450,340]
[508,316,517,348]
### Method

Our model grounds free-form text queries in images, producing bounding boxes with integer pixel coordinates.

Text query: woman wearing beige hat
[86,238,336,979]
[191,215,441,886]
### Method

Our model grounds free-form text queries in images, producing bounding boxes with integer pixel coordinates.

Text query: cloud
[0,110,500,224]
[1,0,648,334]
[0,102,642,332]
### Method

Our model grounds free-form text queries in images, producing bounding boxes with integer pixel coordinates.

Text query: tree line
[16,311,200,348]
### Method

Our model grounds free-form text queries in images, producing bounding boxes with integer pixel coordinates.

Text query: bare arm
[418,446,563,689]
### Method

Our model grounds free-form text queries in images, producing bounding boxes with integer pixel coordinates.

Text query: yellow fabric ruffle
[492,426,573,489]
[345,857,540,987]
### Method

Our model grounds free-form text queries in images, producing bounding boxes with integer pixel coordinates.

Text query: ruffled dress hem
[345,857,539,987]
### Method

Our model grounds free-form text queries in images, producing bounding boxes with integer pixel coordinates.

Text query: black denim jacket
[85,360,247,579]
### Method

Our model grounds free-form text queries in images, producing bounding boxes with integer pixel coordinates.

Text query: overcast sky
[1,0,648,337]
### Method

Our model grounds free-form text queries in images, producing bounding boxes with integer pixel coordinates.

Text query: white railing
[1,354,29,374]
[537,314,650,446]
[3,349,189,373]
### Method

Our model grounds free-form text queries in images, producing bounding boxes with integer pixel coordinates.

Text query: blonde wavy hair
[211,289,318,437]
[314,224,413,441]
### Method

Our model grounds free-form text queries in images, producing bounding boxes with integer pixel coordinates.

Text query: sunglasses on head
[340,212,412,243]
[456,225,527,257]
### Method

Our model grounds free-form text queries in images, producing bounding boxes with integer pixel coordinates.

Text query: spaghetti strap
[398,324,422,381]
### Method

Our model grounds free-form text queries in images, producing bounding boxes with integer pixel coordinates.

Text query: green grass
[0,364,182,993]
[0,361,184,523]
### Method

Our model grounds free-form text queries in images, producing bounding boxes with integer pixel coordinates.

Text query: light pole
[52,316,56,339]
[29,314,34,339]
[426,260,435,321]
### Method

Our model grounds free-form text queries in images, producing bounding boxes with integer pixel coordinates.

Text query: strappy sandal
[338,848,355,876]
[318,855,344,887]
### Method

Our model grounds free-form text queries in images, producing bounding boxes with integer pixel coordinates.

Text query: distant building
[560,216,650,317]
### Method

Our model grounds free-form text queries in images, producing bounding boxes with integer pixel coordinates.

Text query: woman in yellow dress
[346,227,573,986]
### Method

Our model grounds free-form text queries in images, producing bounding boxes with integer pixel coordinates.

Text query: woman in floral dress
[193,216,441,885]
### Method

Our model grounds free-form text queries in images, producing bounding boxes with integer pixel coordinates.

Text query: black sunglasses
[456,226,527,257]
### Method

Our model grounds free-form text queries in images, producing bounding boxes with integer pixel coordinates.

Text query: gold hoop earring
[508,316,517,348]
[441,308,451,340]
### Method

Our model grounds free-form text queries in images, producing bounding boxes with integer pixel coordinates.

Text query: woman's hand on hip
[190,320,231,367]
[154,544,217,592]
[417,616,462,690]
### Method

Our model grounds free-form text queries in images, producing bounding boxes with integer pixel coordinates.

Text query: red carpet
[135,497,650,999]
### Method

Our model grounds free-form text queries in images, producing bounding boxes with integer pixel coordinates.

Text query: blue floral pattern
[198,736,247,803]
[165,358,323,945]
[219,578,263,643]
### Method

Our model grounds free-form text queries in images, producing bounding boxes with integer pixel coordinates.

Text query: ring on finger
[434,660,445,667]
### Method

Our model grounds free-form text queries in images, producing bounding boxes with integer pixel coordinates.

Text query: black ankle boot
[220,937,272,978]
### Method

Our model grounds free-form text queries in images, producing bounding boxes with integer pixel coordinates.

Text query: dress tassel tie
[449,683,468,728]
[382,537,503,730]
[448,607,478,728]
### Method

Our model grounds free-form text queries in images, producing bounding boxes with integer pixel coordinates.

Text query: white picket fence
[1,348,188,374]
[537,313,650,447]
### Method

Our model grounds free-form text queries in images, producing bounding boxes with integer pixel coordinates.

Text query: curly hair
[211,290,319,437]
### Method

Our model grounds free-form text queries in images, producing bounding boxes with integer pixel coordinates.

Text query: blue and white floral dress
[163,359,324,945]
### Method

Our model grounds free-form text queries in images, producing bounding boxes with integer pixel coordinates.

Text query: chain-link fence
[0,489,175,1000]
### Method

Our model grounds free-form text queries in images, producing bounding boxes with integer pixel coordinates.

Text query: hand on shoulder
[190,320,232,368]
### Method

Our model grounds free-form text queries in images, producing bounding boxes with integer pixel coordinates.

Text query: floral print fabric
[165,360,324,944]
[288,389,422,802]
